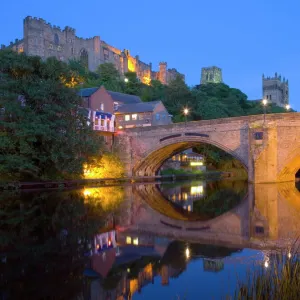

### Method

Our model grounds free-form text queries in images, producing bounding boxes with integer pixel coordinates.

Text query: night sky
[1,0,299,110]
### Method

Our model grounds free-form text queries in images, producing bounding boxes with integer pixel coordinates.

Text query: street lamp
[262,98,268,124]
[124,77,129,83]
[183,107,189,124]
[285,104,291,111]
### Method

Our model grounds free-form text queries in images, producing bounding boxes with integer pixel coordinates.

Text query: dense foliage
[0,50,102,180]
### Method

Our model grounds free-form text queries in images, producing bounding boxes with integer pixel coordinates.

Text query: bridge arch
[132,136,248,177]
[277,147,300,182]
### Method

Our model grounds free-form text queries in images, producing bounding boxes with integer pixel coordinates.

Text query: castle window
[71,47,75,55]
[254,132,263,140]
[49,44,53,50]
[54,33,59,45]
[80,48,89,68]
[269,95,272,100]
[266,95,268,99]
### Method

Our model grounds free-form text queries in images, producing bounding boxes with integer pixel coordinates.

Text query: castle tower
[200,66,223,84]
[159,62,167,85]
[262,73,289,107]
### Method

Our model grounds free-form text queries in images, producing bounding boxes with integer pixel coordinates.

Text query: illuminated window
[139,114,144,120]
[191,186,203,195]
[113,102,119,111]
[188,205,191,212]
[132,114,137,120]
[133,238,139,245]
[125,115,130,121]
[100,103,104,111]
[126,236,132,244]
[183,193,188,200]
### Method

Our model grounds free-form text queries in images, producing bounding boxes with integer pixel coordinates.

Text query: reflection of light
[183,193,188,200]
[126,236,132,244]
[288,252,292,259]
[96,244,100,249]
[133,238,139,245]
[118,126,123,129]
[185,247,190,259]
[127,268,130,273]
[264,260,269,268]
[191,186,203,195]
[108,240,111,246]
[190,162,203,166]
[83,190,91,196]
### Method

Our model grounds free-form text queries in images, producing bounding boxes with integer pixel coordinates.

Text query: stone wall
[5,16,184,85]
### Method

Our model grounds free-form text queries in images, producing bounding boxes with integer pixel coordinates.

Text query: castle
[200,66,223,84]
[262,73,289,107]
[2,16,184,85]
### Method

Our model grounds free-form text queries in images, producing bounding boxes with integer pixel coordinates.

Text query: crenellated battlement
[262,72,288,84]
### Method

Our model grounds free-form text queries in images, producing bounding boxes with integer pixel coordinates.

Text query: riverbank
[0,171,231,190]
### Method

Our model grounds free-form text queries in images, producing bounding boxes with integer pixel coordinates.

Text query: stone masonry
[115,113,300,183]
[2,16,184,85]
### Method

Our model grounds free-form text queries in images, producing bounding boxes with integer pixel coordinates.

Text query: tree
[164,75,194,118]
[95,63,122,91]
[0,50,102,180]
[123,71,142,95]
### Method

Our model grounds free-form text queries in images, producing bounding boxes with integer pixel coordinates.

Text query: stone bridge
[115,113,300,183]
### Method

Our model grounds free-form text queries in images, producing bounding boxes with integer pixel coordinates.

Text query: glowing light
[124,77,129,83]
[191,186,203,195]
[128,58,136,72]
[83,190,91,196]
[127,268,130,273]
[108,240,111,246]
[96,244,100,249]
[285,104,291,110]
[264,260,269,268]
[126,236,132,244]
[133,238,139,245]
[142,76,151,85]
[183,108,189,115]
[118,126,123,129]
[190,162,203,166]
[185,247,190,259]
[262,99,268,106]
[288,252,292,259]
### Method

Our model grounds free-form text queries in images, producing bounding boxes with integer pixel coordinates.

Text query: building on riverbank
[3,16,184,85]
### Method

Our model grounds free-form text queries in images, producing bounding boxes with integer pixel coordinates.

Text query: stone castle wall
[3,16,184,85]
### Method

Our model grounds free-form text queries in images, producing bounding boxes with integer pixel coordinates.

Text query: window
[126,236,132,244]
[54,33,59,45]
[155,113,160,120]
[270,95,272,100]
[139,114,144,120]
[113,102,119,111]
[125,115,130,121]
[266,95,268,99]
[254,132,263,140]
[132,114,137,120]
[133,238,139,245]
[100,103,104,111]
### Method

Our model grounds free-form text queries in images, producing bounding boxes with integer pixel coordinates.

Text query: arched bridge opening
[132,136,248,178]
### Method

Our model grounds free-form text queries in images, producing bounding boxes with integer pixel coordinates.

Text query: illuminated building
[5,17,185,85]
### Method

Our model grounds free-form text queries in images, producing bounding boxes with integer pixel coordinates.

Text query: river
[1,179,300,299]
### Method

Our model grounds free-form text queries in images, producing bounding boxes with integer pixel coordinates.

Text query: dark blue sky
[1,0,299,110]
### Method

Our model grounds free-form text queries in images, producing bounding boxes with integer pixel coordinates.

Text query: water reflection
[1,181,300,299]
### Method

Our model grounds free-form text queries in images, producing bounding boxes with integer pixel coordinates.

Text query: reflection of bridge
[116,113,300,183]
[119,182,300,248]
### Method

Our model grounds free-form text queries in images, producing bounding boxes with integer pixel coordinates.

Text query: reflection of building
[5,17,184,85]
[161,182,206,212]
[203,259,224,272]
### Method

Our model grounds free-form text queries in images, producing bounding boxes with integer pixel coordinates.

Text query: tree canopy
[0,50,102,180]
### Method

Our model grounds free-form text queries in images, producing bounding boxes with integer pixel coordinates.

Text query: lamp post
[183,108,189,125]
[262,98,268,125]
[124,77,129,83]
[285,104,291,111]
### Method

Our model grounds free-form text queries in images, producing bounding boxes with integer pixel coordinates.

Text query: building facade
[200,66,223,84]
[3,16,184,85]
[262,73,289,107]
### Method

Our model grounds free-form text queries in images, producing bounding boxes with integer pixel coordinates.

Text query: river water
[1,180,300,299]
